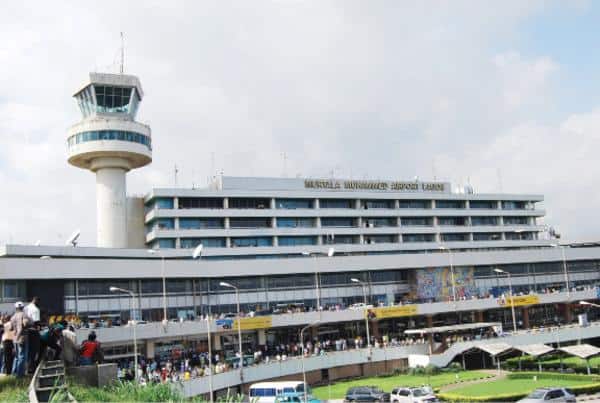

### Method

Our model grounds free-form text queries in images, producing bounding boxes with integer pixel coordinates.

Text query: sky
[1,1,600,246]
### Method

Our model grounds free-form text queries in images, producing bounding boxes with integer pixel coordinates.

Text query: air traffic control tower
[67,73,152,248]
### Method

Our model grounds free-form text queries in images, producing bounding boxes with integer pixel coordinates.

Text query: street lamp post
[300,320,320,403]
[301,247,335,312]
[494,269,517,333]
[439,246,457,304]
[220,282,244,380]
[148,249,168,324]
[192,244,213,403]
[110,286,139,383]
[351,278,371,348]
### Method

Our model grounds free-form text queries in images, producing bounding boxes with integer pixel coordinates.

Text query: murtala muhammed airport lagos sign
[304,178,447,192]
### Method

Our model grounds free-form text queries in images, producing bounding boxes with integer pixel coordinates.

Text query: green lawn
[311,371,490,400]
[0,376,29,402]
[449,377,591,397]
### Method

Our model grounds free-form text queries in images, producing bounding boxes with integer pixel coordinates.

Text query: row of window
[148,197,536,211]
[151,231,536,249]
[76,85,140,117]
[147,216,532,230]
[67,130,151,150]
[64,259,597,298]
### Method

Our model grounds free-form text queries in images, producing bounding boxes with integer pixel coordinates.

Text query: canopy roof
[513,344,554,357]
[404,322,501,335]
[559,344,600,359]
[475,343,513,357]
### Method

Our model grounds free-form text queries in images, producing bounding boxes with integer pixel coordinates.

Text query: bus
[248,381,306,403]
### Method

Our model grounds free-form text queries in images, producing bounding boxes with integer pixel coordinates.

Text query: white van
[249,381,305,403]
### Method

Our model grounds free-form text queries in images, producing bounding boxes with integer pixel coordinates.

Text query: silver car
[517,387,576,403]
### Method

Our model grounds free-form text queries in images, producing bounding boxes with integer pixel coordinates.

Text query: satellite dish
[192,244,204,259]
[66,230,81,247]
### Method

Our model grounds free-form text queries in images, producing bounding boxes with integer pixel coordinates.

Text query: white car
[517,387,576,403]
[390,386,438,403]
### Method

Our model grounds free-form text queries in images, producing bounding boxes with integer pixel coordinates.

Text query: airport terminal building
[1,71,600,368]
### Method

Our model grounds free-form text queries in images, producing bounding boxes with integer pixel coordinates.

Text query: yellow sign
[366,305,418,320]
[233,316,272,330]
[498,295,540,307]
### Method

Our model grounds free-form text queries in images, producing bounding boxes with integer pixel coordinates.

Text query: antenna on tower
[120,32,125,74]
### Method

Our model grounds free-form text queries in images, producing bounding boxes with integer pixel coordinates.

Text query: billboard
[498,295,540,307]
[366,305,418,320]
[216,316,273,331]
[416,266,477,301]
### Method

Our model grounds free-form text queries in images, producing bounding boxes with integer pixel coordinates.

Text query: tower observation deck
[67,73,152,248]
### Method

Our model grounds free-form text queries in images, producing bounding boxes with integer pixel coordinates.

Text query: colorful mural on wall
[416,266,477,301]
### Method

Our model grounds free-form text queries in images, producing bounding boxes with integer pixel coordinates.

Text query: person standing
[10,302,32,377]
[2,315,15,375]
[79,331,102,366]
[24,296,41,372]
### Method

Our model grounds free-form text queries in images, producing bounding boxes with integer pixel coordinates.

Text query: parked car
[345,386,389,402]
[517,387,576,403]
[390,386,438,403]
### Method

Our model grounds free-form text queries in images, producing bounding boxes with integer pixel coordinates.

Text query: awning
[404,322,501,335]
[475,343,513,357]
[559,344,600,359]
[514,344,555,357]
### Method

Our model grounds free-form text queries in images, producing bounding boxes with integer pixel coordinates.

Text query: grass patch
[312,370,490,400]
[0,376,29,402]
[69,381,184,402]
[439,372,600,402]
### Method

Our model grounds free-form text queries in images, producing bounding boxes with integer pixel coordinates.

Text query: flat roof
[404,322,501,335]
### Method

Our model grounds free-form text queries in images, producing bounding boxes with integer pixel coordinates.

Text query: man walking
[10,302,32,377]
[24,297,41,372]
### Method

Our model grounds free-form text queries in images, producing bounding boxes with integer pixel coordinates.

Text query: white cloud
[0,1,596,245]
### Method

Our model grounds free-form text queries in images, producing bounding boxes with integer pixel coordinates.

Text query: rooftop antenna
[174,164,179,187]
[120,32,125,74]
[211,152,215,181]
[432,158,438,181]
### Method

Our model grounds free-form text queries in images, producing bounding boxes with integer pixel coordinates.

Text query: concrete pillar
[563,303,573,323]
[258,329,267,347]
[370,320,380,340]
[476,311,484,323]
[314,198,319,209]
[426,315,434,354]
[95,164,128,248]
[522,307,530,329]
[212,334,221,351]
[173,197,179,209]
[146,340,155,359]
[223,197,229,209]
[224,217,230,229]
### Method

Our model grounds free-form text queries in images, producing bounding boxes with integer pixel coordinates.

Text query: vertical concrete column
[355,199,362,209]
[522,307,530,329]
[258,329,267,347]
[224,217,230,229]
[212,334,222,351]
[223,197,229,209]
[273,236,278,246]
[146,340,155,359]
[476,311,484,322]
[270,198,276,209]
[175,237,181,249]
[394,200,400,209]
[173,197,179,209]
[370,320,381,340]
[426,315,434,354]
[314,198,320,209]
[563,303,573,323]
[174,217,180,230]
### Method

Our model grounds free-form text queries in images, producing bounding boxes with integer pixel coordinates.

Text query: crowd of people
[0,297,60,377]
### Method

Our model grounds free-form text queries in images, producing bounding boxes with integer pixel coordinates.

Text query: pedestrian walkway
[439,369,508,392]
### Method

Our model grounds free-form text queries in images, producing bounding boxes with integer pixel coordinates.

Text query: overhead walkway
[428,321,600,368]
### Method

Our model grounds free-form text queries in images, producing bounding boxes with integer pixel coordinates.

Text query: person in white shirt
[24,297,40,323]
